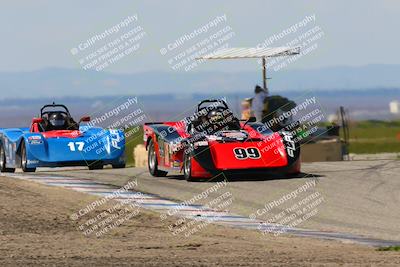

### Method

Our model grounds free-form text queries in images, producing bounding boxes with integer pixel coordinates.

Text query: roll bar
[197,99,228,112]
[40,102,71,117]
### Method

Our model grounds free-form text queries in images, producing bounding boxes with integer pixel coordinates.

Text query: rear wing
[144,122,165,126]
[144,122,184,126]
[0,128,29,143]
[0,127,30,133]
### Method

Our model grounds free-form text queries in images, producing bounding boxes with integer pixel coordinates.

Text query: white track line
[3,173,400,247]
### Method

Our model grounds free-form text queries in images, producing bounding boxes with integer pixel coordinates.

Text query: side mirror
[248,116,257,123]
[242,116,257,128]
[79,116,91,123]
[32,118,43,124]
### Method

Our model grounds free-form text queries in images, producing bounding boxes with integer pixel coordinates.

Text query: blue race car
[0,103,126,173]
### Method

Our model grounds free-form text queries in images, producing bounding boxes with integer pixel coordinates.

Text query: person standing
[241,98,253,120]
[252,85,268,121]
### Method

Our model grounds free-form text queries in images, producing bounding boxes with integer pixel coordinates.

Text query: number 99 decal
[233,147,261,159]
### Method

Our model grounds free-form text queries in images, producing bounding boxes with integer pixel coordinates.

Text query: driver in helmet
[208,109,224,125]
[207,108,239,134]
[47,112,67,130]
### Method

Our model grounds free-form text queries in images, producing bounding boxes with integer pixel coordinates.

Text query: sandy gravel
[42,160,400,242]
[1,175,400,266]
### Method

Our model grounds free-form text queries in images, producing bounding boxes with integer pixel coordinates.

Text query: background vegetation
[346,120,400,154]
[124,126,144,167]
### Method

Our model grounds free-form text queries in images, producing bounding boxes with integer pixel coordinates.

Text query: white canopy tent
[197,47,300,89]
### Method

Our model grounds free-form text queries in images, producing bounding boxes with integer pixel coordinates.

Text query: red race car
[143,99,300,181]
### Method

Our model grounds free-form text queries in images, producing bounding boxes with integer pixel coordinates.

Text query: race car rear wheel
[183,151,194,182]
[88,162,104,170]
[0,143,15,173]
[112,163,126,169]
[21,142,36,173]
[148,139,167,177]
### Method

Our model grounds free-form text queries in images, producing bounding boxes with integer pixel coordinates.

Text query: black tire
[0,143,15,173]
[20,142,35,173]
[183,151,195,182]
[112,163,126,169]
[285,159,301,178]
[88,162,104,170]
[148,139,167,177]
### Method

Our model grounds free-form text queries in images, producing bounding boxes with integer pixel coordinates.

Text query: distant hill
[0,64,400,99]
[0,88,399,128]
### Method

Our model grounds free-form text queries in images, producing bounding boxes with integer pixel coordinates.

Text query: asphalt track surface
[9,159,400,246]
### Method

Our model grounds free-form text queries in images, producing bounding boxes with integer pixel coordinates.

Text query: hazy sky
[0,0,399,73]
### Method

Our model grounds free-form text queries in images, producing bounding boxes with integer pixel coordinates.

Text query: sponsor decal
[28,136,43,144]
[164,143,169,163]
[173,160,181,167]
[194,141,208,147]
[220,131,247,140]
[105,130,122,154]
[169,143,183,153]
[29,140,43,145]
[28,136,42,140]
[282,132,296,157]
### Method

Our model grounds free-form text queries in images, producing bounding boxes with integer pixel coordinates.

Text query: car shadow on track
[165,172,323,183]
[224,172,323,182]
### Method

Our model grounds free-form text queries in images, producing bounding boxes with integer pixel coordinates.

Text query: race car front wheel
[0,143,15,173]
[148,139,167,177]
[183,151,194,182]
[21,142,36,173]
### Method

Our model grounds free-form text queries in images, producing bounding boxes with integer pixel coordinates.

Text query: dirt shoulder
[0,175,399,266]
[52,162,400,242]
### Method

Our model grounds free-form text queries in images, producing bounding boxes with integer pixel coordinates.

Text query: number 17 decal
[233,147,261,159]
[68,142,85,152]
